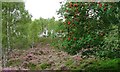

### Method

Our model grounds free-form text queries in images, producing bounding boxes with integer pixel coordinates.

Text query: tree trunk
[3,6,11,68]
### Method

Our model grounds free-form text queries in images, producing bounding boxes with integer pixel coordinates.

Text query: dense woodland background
[1,1,120,71]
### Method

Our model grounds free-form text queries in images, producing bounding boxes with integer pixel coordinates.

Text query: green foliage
[65,59,74,66]
[39,37,53,45]
[57,2,120,55]
[2,2,32,50]
[95,25,119,58]
[27,17,63,46]
[2,2,62,50]
[84,58,120,71]
[64,58,120,71]
[27,63,36,70]
[36,63,51,70]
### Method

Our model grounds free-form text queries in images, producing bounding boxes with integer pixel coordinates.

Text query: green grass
[38,37,53,44]
[65,59,74,66]
[36,63,51,70]
[84,58,120,71]
[64,58,120,72]
[27,63,36,70]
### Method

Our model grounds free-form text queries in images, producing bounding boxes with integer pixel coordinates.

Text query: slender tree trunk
[0,1,2,68]
[3,6,11,68]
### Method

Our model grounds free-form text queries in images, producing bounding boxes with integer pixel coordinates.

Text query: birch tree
[2,2,31,67]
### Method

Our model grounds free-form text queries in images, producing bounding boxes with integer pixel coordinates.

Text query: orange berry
[74,38,76,40]
[104,8,107,11]
[74,4,78,7]
[68,21,71,25]
[68,37,71,40]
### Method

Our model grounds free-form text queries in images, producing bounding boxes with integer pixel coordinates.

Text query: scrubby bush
[57,2,120,56]
[95,25,120,58]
